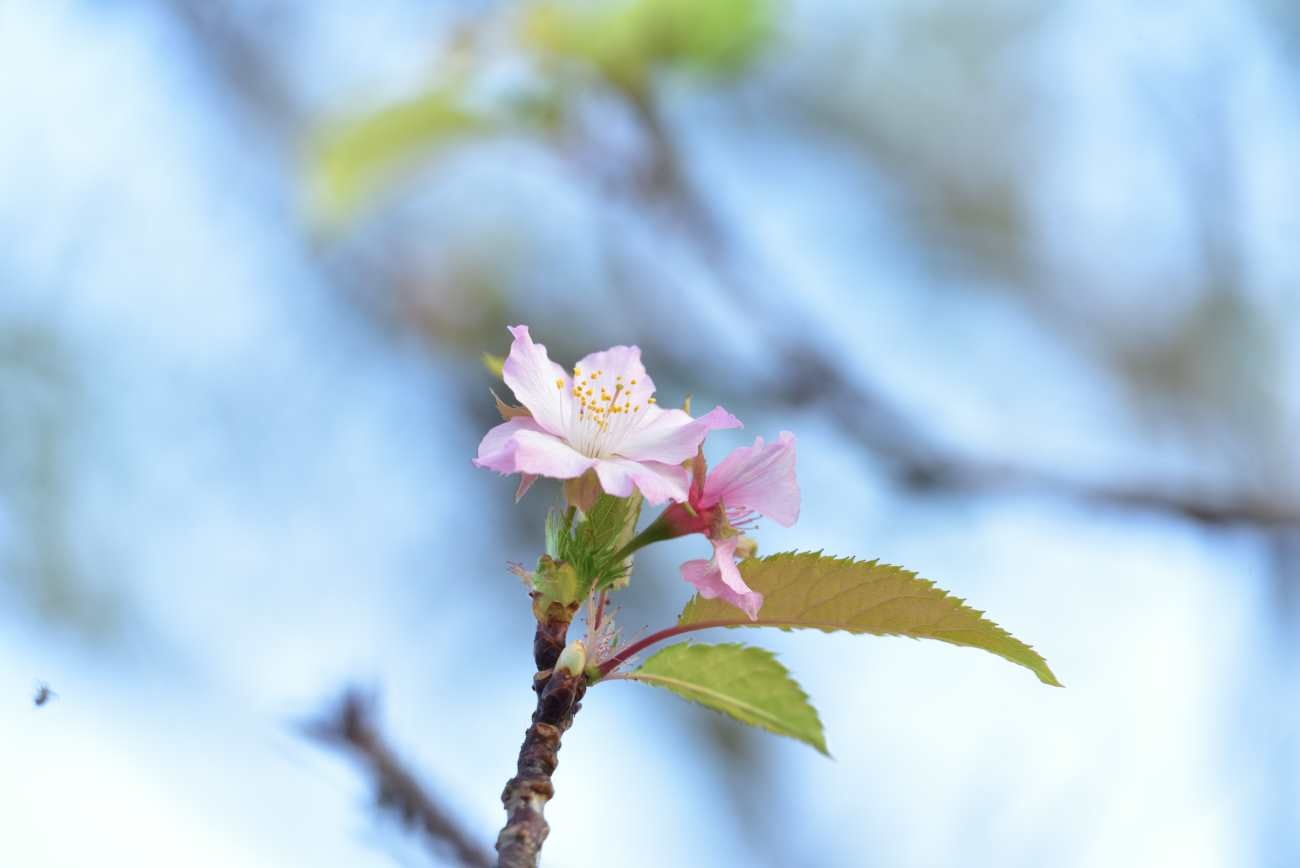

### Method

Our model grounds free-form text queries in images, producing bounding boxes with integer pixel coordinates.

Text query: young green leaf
[524,0,771,95]
[625,642,827,754]
[602,489,643,591]
[310,88,490,220]
[679,552,1061,686]
[544,494,644,599]
[482,353,506,379]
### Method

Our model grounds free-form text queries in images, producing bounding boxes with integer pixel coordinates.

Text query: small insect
[33,682,57,707]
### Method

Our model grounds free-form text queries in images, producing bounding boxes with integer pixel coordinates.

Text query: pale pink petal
[574,344,654,397]
[614,404,742,466]
[502,325,573,438]
[593,457,690,505]
[566,345,657,436]
[700,431,799,526]
[472,417,594,479]
[510,428,597,478]
[473,416,550,473]
[679,538,763,620]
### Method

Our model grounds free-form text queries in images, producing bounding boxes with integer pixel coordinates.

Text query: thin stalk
[595,619,735,677]
[609,511,677,563]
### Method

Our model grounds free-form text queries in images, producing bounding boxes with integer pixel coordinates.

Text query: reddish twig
[596,620,736,678]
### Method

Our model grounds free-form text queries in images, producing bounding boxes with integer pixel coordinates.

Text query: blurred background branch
[307,689,494,868]
[155,0,1300,537]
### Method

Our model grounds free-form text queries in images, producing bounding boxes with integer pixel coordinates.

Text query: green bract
[546,493,645,601]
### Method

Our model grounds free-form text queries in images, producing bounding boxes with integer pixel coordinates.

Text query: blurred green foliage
[0,324,122,637]
[524,0,772,94]
[308,0,771,220]
[309,87,489,220]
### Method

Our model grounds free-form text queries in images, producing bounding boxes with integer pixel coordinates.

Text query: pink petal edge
[678,537,763,620]
[593,457,690,505]
[615,404,742,466]
[700,431,799,527]
[501,325,572,438]
[473,417,595,480]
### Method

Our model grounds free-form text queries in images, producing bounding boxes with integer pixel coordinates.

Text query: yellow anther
[647,396,656,404]
[630,379,637,385]
[555,378,564,389]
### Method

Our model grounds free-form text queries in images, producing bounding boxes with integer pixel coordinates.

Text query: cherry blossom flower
[663,432,799,619]
[473,326,740,504]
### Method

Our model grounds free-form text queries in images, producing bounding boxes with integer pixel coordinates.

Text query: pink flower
[666,432,799,619]
[473,326,741,504]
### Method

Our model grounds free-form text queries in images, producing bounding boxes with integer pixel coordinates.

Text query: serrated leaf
[679,552,1061,686]
[626,643,827,754]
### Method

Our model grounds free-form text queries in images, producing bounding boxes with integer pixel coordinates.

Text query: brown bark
[496,612,587,868]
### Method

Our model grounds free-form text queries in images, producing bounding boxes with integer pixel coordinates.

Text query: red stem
[596,619,735,677]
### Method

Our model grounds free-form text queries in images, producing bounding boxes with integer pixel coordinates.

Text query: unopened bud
[555,640,587,677]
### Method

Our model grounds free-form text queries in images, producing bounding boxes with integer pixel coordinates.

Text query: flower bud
[555,640,587,677]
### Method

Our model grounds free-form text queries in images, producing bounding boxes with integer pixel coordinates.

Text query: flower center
[564,365,657,458]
